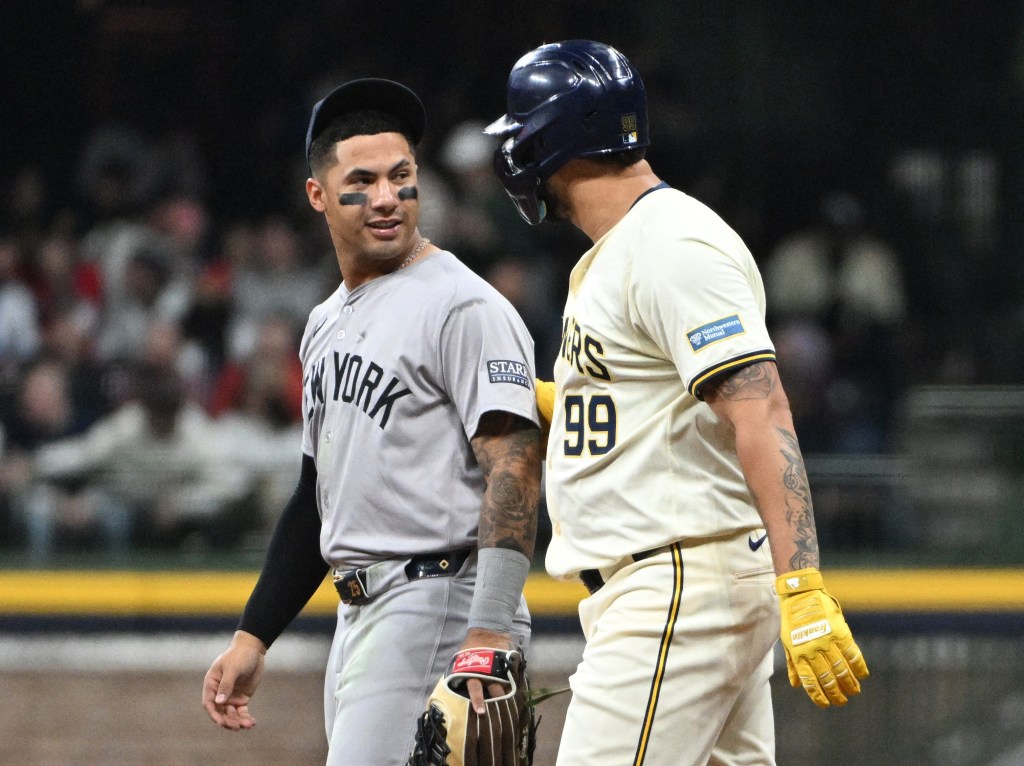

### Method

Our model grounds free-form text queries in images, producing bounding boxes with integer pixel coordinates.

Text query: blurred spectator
[75,123,155,225]
[74,125,192,349]
[433,120,506,271]
[140,319,211,405]
[885,148,1013,384]
[227,215,329,361]
[485,258,562,381]
[434,121,564,376]
[435,120,556,274]
[5,165,51,250]
[0,238,42,367]
[37,304,117,421]
[766,192,906,329]
[210,315,305,530]
[30,232,102,319]
[772,320,835,453]
[1,359,97,450]
[411,161,456,245]
[181,263,233,372]
[764,192,907,452]
[0,359,108,558]
[180,222,248,371]
[150,196,211,266]
[27,364,258,554]
[95,246,193,363]
[209,312,303,423]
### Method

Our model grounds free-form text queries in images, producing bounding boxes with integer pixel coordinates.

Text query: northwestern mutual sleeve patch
[487,360,531,388]
[687,314,746,352]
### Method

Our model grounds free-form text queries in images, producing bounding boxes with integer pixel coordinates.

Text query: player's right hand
[535,379,554,448]
[535,379,555,424]
[776,568,869,708]
[202,630,268,730]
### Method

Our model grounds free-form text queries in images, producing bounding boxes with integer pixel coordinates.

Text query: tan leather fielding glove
[407,648,535,765]
[776,568,869,708]
[534,379,554,448]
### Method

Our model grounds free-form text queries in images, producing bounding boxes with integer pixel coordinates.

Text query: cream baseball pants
[557,531,779,766]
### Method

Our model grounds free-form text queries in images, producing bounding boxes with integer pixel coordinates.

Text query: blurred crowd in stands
[0,72,1016,559]
[0,114,576,559]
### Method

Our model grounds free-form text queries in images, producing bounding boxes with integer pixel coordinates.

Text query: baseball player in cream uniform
[546,185,780,764]
[487,39,867,766]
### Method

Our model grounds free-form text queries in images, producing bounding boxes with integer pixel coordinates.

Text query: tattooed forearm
[473,423,541,559]
[705,361,776,402]
[776,425,819,570]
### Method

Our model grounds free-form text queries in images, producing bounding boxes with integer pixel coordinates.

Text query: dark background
[3,0,1022,378]
[0,1,1016,241]
[2,1,1024,563]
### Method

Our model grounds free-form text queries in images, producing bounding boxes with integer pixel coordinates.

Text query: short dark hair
[308,108,416,178]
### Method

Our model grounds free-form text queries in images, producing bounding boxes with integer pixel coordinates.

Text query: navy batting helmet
[486,40,649,224]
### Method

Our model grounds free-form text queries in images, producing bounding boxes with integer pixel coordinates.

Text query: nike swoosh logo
[748,533,768,552]
[310,316,329,341]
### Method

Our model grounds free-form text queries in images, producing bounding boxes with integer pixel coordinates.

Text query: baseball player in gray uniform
[488,41,868,765]
[202,79,542,765]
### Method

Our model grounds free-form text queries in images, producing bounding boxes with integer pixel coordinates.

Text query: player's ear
[306,177,327,212]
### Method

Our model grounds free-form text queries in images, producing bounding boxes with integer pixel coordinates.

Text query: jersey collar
[628,181,671,212]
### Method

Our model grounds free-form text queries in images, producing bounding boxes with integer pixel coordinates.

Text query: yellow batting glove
[535,379,555,449]
[535,379,554,423]
[776,568,869,708]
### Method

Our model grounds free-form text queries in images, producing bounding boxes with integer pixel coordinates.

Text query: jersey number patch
[564,394,617,456]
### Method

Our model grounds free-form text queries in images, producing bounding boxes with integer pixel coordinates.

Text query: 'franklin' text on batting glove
[776,568,869,708]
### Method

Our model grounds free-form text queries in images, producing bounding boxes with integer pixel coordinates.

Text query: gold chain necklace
[398,237,430,270]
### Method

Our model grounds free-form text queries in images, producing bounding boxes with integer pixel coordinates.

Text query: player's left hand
[407,644,535,766]
[776,568,869,708]
[459,628,513,713]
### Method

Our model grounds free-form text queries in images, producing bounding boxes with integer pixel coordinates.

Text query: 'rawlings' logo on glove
[452,650,496,676]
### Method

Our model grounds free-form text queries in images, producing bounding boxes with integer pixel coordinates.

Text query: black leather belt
[579,546,668,596]
[334,549,473,605]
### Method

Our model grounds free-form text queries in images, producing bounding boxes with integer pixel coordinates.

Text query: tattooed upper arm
[702,360,778,403]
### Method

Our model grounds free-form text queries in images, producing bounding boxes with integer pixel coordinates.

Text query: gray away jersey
[300,250,538,570]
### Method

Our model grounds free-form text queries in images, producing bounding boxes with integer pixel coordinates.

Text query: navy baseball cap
[305,78,426,167]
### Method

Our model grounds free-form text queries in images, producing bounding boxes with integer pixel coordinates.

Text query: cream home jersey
[545,186,776,579]
[299,250,538,570]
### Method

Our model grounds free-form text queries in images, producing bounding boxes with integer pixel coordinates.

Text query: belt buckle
[404,549,470,580]
[333,567,370,605]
